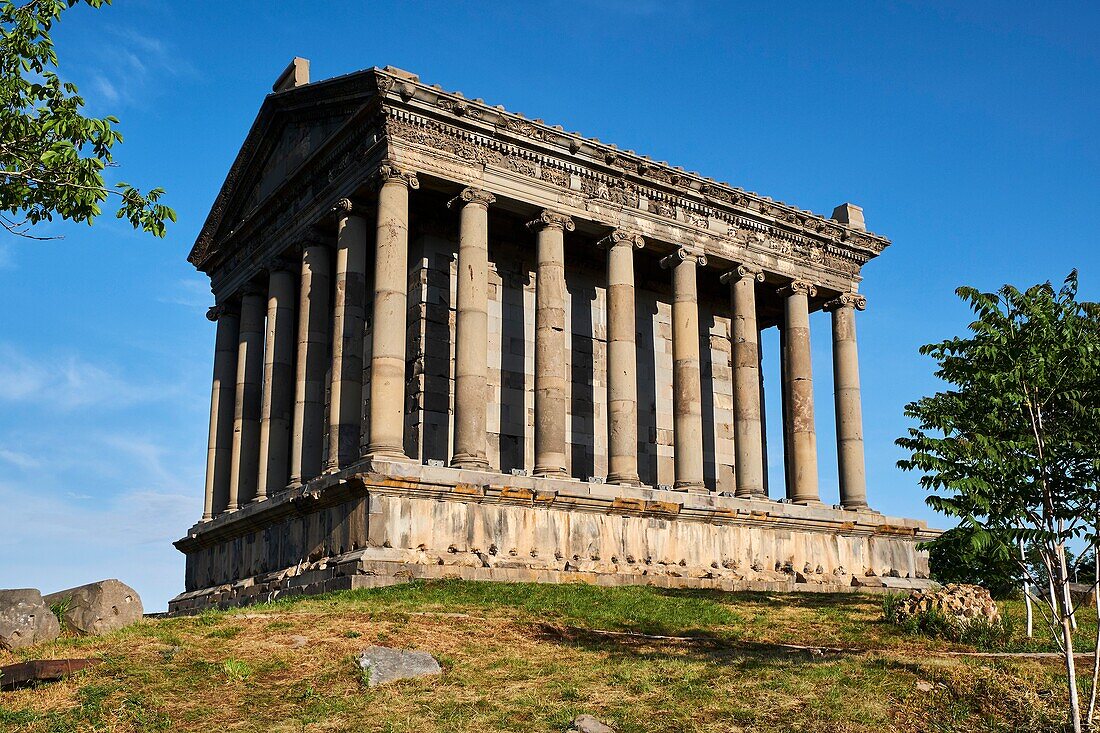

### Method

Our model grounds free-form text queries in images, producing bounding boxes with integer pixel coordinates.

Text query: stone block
[0,589,61,650]
[357,646,442,686]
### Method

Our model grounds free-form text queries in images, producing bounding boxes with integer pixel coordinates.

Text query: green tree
[897,272,1100,733]
[924,525,1022,599]
[1,0,174,238]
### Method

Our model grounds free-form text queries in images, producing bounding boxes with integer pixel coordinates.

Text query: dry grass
[0,581,1088,732]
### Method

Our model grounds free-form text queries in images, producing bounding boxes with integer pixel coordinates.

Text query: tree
[0,0,174,238]
[924,525,1023,599]
[897,272,1100,733]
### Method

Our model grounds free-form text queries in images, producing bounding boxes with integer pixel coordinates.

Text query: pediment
[189,70,387,270]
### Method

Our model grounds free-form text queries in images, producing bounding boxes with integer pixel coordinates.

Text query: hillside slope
[0,581,1089,732]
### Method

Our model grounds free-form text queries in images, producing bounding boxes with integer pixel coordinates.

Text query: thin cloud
[0,344,176,410]
[157,277,211,310]
[0,448,40,470]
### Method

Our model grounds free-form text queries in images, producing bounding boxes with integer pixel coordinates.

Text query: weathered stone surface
[0,589,60,650]
[44,579,143,636]
[356,646,442,686]
[570,714,617,733]
[889,583,999,625]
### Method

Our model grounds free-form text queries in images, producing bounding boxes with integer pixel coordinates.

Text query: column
[450,187,495,470]
[227,288,265,511]
[661,247,707,492]
[327,198,369,471]
[528,210,574,478]
[255,260,297,500]
[203,304,239,520]
[601,230,644,485]
[758,344,770,497]
[366,162,419,459]
[289,242,331,486]
[825,293,869,509]
[779,280,820,504]
[721,264,766,498]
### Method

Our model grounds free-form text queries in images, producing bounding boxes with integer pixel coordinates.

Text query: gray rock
[356,645,442,686]
[570,715,617,733]
[0,589,61,650]
[43,579,143,636]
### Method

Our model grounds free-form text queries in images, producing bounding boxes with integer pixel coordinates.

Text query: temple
[169,59,934,612]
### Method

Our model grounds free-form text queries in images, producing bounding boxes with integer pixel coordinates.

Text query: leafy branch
[0,0,175,238]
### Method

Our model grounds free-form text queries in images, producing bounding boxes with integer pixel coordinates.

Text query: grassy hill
[0,581,1093,732]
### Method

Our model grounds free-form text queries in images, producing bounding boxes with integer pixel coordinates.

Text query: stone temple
[169,59,935,612]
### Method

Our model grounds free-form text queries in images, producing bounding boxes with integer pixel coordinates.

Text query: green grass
[0,580,1091,732]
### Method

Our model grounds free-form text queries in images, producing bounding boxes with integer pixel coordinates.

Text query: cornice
[372,67,890,257]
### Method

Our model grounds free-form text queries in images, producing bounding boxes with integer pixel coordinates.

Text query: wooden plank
[0,658,99,691]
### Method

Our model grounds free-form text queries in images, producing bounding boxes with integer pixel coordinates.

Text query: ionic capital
[823,293,867,311]
[375,159,420,190]
[331,197,355,218]
[266,255,297,274]
[660,247,707,269]
[448,187,496,210]
[526,209,575,232]
[719,263,765,285]
[596,230,644,250]
[777,280,817,298]
[206,303,235,322]
[239,282,266,299]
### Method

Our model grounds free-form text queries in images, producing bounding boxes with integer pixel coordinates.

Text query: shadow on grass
[533,622,860,669]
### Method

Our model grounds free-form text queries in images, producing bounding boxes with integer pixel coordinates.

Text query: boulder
[0,589,61,650]
[44,579,143,636]
[570,714,617,733]
[357,646,442,686]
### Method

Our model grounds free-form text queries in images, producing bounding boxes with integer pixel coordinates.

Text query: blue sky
[0,1,1097,611]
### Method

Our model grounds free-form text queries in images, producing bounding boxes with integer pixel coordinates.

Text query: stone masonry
[172,60,936,612]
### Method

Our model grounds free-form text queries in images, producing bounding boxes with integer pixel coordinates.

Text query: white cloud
[0,449,40,470]
[0,344,176,410]
[92,75,120,104]
[157,277,211,310]
[0,240,14,269]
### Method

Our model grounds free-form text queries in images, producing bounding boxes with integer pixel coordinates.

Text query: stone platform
[169,460,937,613]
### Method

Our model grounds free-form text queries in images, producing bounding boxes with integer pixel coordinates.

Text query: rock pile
[889,583,999,625]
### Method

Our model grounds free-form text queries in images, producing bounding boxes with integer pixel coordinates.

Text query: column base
[674,480,707,493]
[794,498,824,506]
[606,472,642,486]
[365,446,413,462]
[534,464,568,479]
[450,453,490,471]
[250,495,268,505]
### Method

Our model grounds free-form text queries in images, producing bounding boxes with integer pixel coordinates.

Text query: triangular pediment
[189,69,388,270]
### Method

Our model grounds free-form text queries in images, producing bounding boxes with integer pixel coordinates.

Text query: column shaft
[256,265,297,499]
[726,265,765,497]
[828,295,869,509]
[781,281,820,504]
[451,188,494,469]
[665,249,706,491]
[758,341,770,497]
[327,201,369,470]
[227,291,265,511]
[203,306,239,519]
[604,232,643,485]
[290,244,331,485]
[529,210,574,478]
[366,166,418,458]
